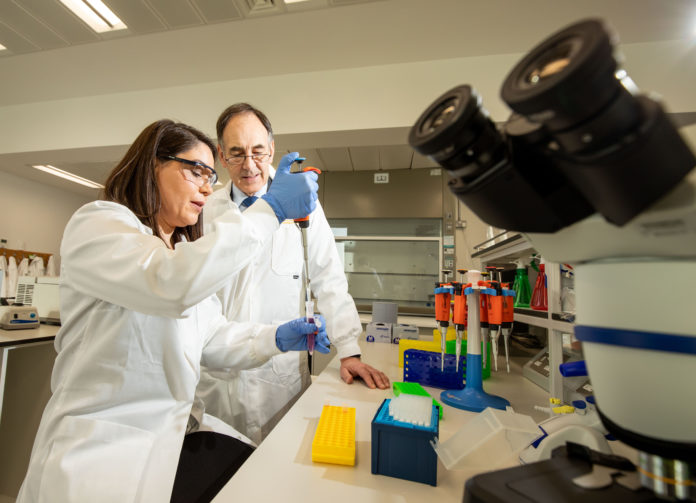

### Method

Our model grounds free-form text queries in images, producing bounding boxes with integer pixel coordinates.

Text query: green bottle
[512,259,532,308]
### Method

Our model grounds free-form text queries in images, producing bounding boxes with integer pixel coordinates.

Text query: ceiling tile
[15,0,98,44]
[0,1,66,50]
[294,148,326,172]
[317,147,352,171]
[0,21,39,53]
[349,146,379,171]
[193,0,243,23]
[147,0,204,28]
[106,0,167,34]
[411,151,439,169]
[379,145,412,170]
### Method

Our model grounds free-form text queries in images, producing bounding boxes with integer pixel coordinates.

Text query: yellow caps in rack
[311,405,356,466]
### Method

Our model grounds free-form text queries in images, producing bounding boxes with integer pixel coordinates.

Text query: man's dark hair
[216,103,273,146]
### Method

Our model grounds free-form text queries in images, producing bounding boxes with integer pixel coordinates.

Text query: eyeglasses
[223,153,272,167]
[161,155,218,187]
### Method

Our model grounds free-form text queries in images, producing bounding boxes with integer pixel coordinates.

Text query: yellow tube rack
[397,326,457,367]
[311,405,356,466]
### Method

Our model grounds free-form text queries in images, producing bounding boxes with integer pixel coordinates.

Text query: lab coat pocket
[270,227,303,277]
[38,416,156,503]
[270,351,304,380]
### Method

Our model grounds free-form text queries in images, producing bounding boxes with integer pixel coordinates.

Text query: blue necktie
[239,195,258,212]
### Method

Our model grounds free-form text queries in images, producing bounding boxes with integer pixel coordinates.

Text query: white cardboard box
[366,322,392,343]
[392,324,419,344]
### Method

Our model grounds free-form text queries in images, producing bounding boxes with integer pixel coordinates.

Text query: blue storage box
[371,398,439,486]
[403,349,465,390]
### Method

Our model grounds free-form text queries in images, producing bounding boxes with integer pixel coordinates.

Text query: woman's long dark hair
[102,120,216,246]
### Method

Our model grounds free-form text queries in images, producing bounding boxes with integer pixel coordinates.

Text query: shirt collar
[230,166,276,205]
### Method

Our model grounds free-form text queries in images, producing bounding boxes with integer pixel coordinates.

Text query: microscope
[408,19,695,501]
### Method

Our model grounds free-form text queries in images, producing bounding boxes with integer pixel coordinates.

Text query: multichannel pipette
[290,157,322,355]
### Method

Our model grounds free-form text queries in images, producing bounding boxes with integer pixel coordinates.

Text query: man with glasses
[194,103,389,445]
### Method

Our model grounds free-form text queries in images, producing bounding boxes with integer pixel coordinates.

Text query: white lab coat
[45,255,57,277]
[0,254,7,298]
[194,178,362,444]
[7,255,17,299]
[18,200,283,503]
[28,255,45,277]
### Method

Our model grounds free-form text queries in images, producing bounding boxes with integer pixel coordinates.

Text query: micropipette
[434,276,452,372]
[290,157,322,354]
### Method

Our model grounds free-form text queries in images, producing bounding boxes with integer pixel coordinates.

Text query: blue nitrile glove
[261,152,319,223]
[275,315,330,353]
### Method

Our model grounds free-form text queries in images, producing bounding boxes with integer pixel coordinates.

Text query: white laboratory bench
[214,336,551,503]
[0,324,58,500]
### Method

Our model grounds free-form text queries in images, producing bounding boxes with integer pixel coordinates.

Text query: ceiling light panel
[97,0,165,34]
[16,0,99,44]
[32,164,104,189]
[59,0,127,33]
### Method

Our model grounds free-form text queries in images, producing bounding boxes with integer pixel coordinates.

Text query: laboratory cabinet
[0,326,57,500]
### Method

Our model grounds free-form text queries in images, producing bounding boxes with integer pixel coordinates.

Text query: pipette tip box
[312,405,356,466]
[371,398,439,486]
[392,381,443,419]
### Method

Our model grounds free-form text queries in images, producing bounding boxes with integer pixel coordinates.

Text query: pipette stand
[441,272,510,412]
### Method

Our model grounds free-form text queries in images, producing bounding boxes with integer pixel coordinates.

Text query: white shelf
[514,310,574,332]
[471,233,533,263]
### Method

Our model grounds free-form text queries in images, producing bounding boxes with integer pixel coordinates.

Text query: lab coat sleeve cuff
[334,340,362,360]
[251,325,284,363]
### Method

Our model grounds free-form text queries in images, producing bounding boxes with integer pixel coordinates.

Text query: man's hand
[339,356,390,389]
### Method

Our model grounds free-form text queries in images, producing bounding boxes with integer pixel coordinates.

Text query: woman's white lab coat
[18,200,283,503]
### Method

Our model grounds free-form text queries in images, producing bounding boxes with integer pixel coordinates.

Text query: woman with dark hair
[17,119,327,503]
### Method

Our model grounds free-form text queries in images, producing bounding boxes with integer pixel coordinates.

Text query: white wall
[0,171,94,267]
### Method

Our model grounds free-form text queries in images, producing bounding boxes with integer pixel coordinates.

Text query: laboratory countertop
[0,324,59,348]
[213,337,550,503]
